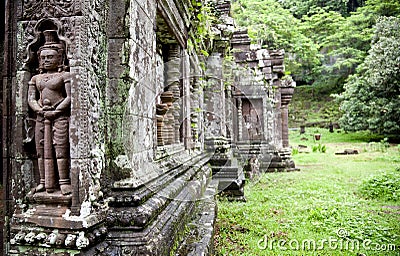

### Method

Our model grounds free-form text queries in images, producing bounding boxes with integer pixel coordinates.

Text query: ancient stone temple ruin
[1,0,296,255]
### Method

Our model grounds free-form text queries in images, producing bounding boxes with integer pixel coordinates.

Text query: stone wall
[106,0,160,189]
[230,30,297,172]
[2,0,297,255]
[3,1,109,254]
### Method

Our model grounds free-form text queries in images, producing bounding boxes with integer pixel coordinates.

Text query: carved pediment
[23,0,81,19]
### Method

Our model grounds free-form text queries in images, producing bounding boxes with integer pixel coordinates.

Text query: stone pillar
[204,53,225,139]
[156,102,168,146]
[280,83,295,148]
[165,44,181,145]
[190,77,199,147]
[238,98,243,141]
[274,80,283,148]
[181,50,193,149]
[161,91,174,145]
[281,106,290,148]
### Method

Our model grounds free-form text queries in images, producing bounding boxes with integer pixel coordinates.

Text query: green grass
[215,130,400,255]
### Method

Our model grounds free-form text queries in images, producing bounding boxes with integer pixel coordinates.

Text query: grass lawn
[215,129,400,255]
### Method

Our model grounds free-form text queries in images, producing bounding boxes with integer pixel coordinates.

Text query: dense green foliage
[232,0,321,83]
[279,0,364,18]
[338,16,400,134]
[232,0,400,135]
[360,169,400,201]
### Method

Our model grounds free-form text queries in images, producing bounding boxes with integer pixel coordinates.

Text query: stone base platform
[81,151,217,255]
[234,142,299,173]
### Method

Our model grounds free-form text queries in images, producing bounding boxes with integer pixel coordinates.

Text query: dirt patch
[382,206,400,214]
[382,205,400,209]
[368,206,400,215]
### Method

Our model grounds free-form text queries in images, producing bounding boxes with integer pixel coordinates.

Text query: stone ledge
[174,180,218,256]
[110,151,206,205]
[107,153,211,229]
[87,164,214,255]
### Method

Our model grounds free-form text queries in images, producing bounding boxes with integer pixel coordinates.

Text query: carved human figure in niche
[244,106,260,140]
[28,30,72,195]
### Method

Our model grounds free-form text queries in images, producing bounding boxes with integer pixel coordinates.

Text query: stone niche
[4,0,109,255]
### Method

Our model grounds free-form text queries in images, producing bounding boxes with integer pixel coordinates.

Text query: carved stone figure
[35,232,47,243]
[55,233,67,246]
[46,232,58,245]
[14,232,27,244]
[244,107,260,140]
[24,232,36,244]
[65,234,77,247]
[76,232,89,249]
[27,30,72,195]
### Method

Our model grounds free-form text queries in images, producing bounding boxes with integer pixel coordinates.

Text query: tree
[278,0,360,18]
[232,0,321,82]
[338,16,400,134]
[233,0,400,91]
[303,6,373,91]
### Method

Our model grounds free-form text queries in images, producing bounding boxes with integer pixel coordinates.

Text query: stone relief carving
[243,106,261,140]
[25,22,72,195]
[22,0,80,19]
[205,112,222,137]
[20,18,80,69]
[10,227,106,250]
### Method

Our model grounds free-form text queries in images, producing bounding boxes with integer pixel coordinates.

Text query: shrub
[359,170,400,201]
[312,143,327,153]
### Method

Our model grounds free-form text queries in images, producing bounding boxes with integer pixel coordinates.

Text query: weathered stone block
[108,39,128,78]
[262,67,272,74]
[271,58,284,66]
[234,51,248,62]
[258,59,272,68]
[247,61,258,69]
[108,0,129,38]
[273,65,285,73]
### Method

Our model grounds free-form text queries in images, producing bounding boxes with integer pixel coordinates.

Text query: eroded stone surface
[3,0,297,255]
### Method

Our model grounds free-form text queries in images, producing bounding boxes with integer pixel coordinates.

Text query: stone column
[280,84,295,148]
[274,80,283,148]
[281,106,289,148]
[238,98,243,141]
[181,50,192,149]
[204,53,225,139]
[161,91,174,145]
[156,102,168,146]
[165,44,181,144]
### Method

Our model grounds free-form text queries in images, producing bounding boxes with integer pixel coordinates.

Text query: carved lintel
[22,0,81,19]
[157,0,188,48]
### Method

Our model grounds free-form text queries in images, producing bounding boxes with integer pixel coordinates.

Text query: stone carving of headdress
[24,19,69,73]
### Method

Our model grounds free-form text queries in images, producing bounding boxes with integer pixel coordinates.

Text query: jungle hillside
[231,0,400,136]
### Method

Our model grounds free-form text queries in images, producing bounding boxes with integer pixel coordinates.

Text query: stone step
[211,166,239,173]
[92,155,215,255]
[208,158,232,166]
